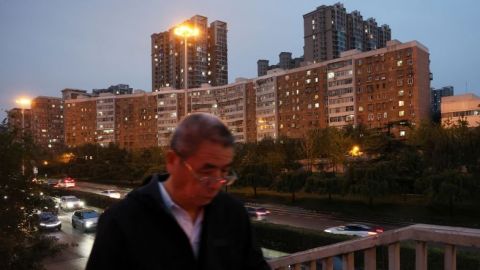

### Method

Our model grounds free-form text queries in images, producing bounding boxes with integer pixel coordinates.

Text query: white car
[100,190,121,199]
[324,223,384,237]
[72,209,99,232]
[59,196,85,210]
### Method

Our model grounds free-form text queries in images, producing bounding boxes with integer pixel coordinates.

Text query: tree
[0,120,64,269]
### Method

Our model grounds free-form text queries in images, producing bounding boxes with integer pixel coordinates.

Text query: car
[72,209,100,232]
[324,223,384,237]
[246,206,270,219]
[56,177,76,188]
[100,190,121,199]
[47,178,60,187]
[37,212,62,231]
[59,196,85,210]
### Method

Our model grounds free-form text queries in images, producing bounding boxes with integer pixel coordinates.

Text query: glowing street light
[174,24,199,117]
[15,97,31,176]
[349,145,363,157]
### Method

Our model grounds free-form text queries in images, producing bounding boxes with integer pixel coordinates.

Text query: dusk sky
[1,0,479,120]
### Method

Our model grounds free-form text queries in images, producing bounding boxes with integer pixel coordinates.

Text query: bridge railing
[268,224,480,270]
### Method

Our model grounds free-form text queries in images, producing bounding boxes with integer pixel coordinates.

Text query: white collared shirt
[158,182,204,258]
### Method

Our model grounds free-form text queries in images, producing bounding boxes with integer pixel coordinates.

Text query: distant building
[303,3,391,63]
[92,84,133,96]
[431,86,454,115]
[30,96,64,151]
[64,91,157,150]
[257,52,304,76]
[441,93,480,127]
[7,108,32,135]
[151,15,228,90]
[61,88,91,100]
[7,96,64,151]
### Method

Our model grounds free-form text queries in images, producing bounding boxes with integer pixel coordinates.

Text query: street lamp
[349,145,362,157]
[15,97,32,133]
[174,24,199,117]
[15,97,31,176]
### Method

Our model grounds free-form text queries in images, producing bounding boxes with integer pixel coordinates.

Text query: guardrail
[268,224,480,270]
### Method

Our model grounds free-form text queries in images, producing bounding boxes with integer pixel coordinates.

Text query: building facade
[257,52,304,76]
[431,86,454,115]
[441,93,480,127]
[64,91,157,150]
[303,3,391,63]
[59,40,430,150]
[30,96,64,151]
[151,15,228,91]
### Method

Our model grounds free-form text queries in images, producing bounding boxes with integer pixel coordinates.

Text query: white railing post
[364,247,376,270]
[322,257,334,270]
[444,245,456,270]
[388,242,400,270]
[415,241,427,270]
[342,252,354,270]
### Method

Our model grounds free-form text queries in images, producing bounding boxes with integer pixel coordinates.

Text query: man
[87,113,270,270]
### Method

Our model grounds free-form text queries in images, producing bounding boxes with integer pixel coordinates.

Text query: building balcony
[268,224,480,270]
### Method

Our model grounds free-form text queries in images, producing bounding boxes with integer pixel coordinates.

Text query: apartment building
[303,3,391,63]
[62,40,430,150]
[151,15,228,90]
[441,93,480,127]
[156,79,255,145]
[30,96,64,150]
[7,96,64,151]
[64,91,157,150]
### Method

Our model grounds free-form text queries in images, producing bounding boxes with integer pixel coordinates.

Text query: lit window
[307,70,311,76]
[306,79,311,84]
[312,35,316,40]
[384,112,388,118]
[315,95,319,99]
[358,106,364,112]
[399,110,405,117]
[398,90,404,96]
[397,60,403,67]
[286,91,289,96]
[400,131,406,137]
[315,77,319,82]
[315,103,319,108]
[296,90,300,94]
[398,101,404,107]
[327,72,335,79]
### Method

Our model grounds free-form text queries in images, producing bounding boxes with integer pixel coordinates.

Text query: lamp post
[174,24,199,117]
[15,97,32,176]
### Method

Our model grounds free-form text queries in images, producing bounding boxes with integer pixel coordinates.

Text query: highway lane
[41,181,409,269]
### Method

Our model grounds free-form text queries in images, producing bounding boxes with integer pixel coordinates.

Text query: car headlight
[79,201,85,207]
[85,221,93,228]
[66,202,74,208]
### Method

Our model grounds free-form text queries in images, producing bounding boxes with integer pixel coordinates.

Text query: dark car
[37,212,62,231]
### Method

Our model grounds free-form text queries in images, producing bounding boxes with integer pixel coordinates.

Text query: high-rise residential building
[92,84,133,96]
[441,93,480,127]
[303,3,391,63]
[30,96,64,151]
[431,86,454,115]
[7,108,32,135]
[256,52,304,76]
[7,97,64,151]
[151,15,228,91]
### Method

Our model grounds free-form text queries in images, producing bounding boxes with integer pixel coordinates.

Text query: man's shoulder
[211,192,247,213]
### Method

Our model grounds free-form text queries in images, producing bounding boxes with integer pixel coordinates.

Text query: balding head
[170,113,235,159]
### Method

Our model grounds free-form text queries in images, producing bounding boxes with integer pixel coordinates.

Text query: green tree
[0,120,64,269]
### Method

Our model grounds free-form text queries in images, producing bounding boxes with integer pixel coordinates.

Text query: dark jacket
[86,174,270,270]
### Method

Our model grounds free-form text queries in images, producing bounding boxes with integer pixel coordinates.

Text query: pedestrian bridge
[268,224,480,270]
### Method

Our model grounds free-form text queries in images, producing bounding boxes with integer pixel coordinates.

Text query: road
[43,181,410,269]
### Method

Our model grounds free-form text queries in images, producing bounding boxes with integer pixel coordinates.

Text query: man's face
[168,141,234,208]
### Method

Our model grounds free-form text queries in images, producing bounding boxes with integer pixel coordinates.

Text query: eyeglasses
[181,159,237,186]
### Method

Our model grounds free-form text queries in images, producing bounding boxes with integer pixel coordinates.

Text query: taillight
[375,228,384,233]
